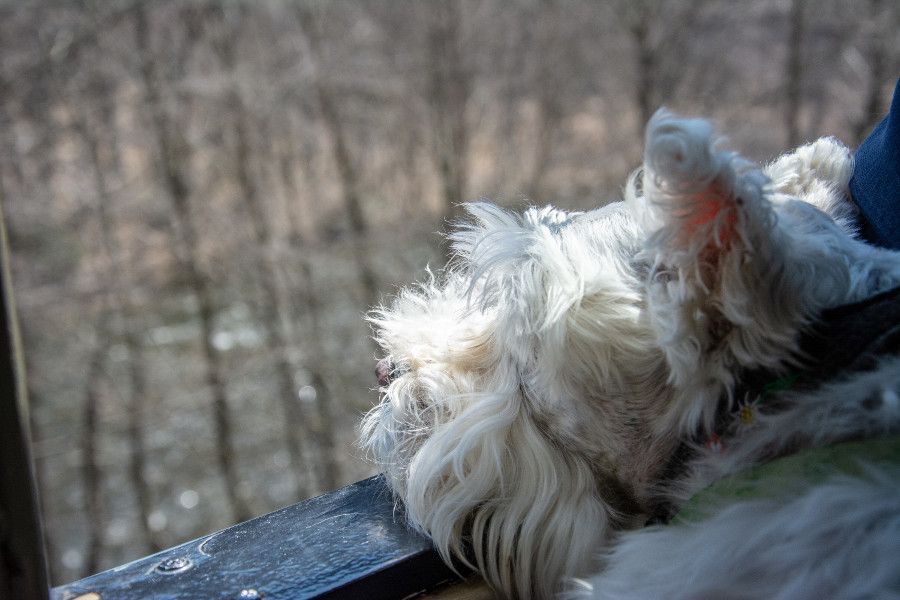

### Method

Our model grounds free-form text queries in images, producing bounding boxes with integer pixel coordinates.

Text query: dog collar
[724,284,900,432]
[652,284,900,512]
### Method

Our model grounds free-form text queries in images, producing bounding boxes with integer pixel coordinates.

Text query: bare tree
[784,0,806,147]
[273,111,341,492]
[124,334,161,552]
[851,0,891,143]
[525,0,565,201]
[81,338,107,575]
[297,261,339,492]
[625,2,657,133]
[133,3,251,523]
[296,4,380,311]
[617,0,711,142]
[207,6,313,498]
[425,2,472,223]
[74,86,163,555]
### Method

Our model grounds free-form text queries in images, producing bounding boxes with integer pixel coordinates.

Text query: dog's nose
[376,358,395,387]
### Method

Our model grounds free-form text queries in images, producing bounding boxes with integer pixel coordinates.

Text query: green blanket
[674,435,900,524]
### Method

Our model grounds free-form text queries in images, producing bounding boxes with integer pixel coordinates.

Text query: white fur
[361,109,900,598]
[577,467,900,600]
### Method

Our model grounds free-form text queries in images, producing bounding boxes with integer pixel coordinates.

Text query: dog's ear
[399,365,609,599]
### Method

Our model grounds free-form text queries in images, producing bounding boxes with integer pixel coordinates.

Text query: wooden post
[0,202,49,598]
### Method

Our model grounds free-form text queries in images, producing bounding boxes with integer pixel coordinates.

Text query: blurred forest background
[1,0,897,585]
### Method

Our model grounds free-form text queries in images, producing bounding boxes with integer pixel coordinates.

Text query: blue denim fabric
[849,79,900,250]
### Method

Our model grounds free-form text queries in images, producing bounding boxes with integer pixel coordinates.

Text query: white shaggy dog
[362,110,900,599]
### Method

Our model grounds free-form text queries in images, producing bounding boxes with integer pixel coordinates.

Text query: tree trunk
[124,335,162,552]
[620,0,709,141]
[298,261,339,492]
[277,117,309,247]
[82,340,106,576]
[631,10,656,135]
[785,0,805,147]
[230,101,310,498]
[133,4,251,523]
[74,112,119,578]
[275,117,341,492]
[77,101,165,554]
[426,3,471,224]
[208,8,315,495]
[852,0,888,144]
[296,5,380,313]
[527,97,561,203]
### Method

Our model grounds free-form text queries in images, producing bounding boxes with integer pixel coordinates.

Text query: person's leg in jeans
[849,78,900,250]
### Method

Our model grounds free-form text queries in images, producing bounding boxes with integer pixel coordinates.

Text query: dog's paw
[766,137,853,198]
[639,109,771,261]
[765,137,857,234]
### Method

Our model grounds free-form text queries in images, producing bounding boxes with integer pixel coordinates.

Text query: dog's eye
[630,257,652,280]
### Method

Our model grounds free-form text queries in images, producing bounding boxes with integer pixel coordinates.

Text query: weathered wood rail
[51,476,466,600]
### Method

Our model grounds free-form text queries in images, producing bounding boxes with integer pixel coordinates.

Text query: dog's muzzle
[376,358,396,387]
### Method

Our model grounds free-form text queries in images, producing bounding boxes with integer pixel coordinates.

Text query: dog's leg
[628,110,900,435]
[765,136,857,232]
[765,138,900,299]
[634,110,825,432]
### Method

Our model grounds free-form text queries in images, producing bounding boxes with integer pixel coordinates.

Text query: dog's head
[362,111,874,598]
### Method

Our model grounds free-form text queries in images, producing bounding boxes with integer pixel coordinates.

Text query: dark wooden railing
[50,476,464,600]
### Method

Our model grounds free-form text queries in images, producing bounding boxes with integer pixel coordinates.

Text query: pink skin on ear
[681,184,738,248]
